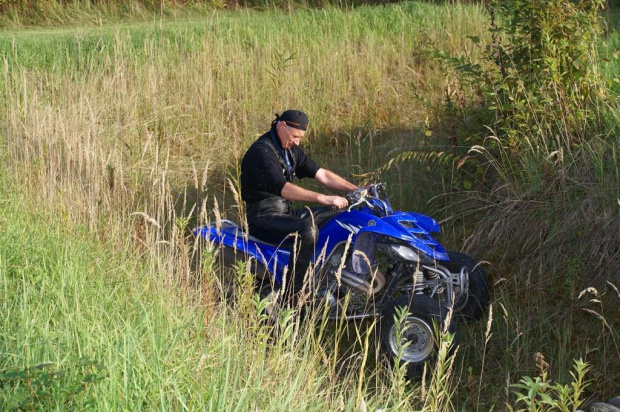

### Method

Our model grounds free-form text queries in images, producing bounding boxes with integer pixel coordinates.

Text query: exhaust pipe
[339,269,386,295]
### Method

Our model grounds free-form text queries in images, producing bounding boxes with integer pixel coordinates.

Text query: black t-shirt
[241,129,320,203]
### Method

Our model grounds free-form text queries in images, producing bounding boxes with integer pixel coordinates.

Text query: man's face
[277,121,306,149]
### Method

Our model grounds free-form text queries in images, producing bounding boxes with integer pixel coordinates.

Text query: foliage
[488,0,607,148]
[427,0,607,150]
[509,355,591,412]
[0,358,106,410]
[372,0,610,192]
[399,0,620,285]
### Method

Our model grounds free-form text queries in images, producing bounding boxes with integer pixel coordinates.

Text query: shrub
[488,0,607,149]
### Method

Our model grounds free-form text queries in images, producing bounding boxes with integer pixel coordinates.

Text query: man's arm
[314,168,359,192]
[280,182,348,209]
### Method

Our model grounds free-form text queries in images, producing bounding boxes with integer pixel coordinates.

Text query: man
[240,110,359,305]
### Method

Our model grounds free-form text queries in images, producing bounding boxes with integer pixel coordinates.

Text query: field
[1,1,619,410]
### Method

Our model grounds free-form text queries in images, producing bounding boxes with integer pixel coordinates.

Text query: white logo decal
[336,220,362,234]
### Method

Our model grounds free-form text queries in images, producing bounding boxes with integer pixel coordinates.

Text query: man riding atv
[198,112,489,376]
[240,110,361,306]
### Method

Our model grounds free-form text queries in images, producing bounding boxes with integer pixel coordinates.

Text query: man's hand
[318,194,348,209]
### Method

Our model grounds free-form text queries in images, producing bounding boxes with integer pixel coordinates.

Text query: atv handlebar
[346,183,387,212]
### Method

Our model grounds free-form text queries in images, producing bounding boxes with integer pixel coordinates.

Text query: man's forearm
[280,182,349,209]
[314,168,358,192]
[280,182,322,203]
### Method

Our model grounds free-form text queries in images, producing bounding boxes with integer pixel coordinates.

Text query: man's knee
[296,220,318,245]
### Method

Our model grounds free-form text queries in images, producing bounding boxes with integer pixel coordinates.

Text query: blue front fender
[354,213,449,262]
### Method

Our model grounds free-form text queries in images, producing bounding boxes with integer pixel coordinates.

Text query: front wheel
[378,295,456,378]
[445,251,490,321]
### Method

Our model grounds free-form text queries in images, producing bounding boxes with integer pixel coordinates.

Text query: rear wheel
[378,295,456,378]
[210,246,271,303]
[445,251,490,321]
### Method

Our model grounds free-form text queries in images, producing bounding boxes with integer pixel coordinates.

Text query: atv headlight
[376,235,433,264]
[389,244,421,262]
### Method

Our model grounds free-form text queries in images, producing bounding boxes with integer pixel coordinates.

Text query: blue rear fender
[193,224,291,282]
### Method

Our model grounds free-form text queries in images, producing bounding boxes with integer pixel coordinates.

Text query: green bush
[510,356,591,412]
[489,0,607,148]
[433,0,607,151]
[0,358,106,410]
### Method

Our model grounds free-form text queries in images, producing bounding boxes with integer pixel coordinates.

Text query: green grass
[0,185,215,409]
[0,171,474,410]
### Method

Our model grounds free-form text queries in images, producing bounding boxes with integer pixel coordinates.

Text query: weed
[509,355,591,412]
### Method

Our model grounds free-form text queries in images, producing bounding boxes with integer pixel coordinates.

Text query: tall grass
[419,1,620,404]
[0,0,225,27]
[0,1,489,238]
[0,0,428,28]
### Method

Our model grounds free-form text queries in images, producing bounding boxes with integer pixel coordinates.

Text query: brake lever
[347,197,365,212]
[347,189,368,211]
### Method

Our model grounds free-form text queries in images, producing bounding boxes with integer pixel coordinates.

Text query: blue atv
[194,183,490,375]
